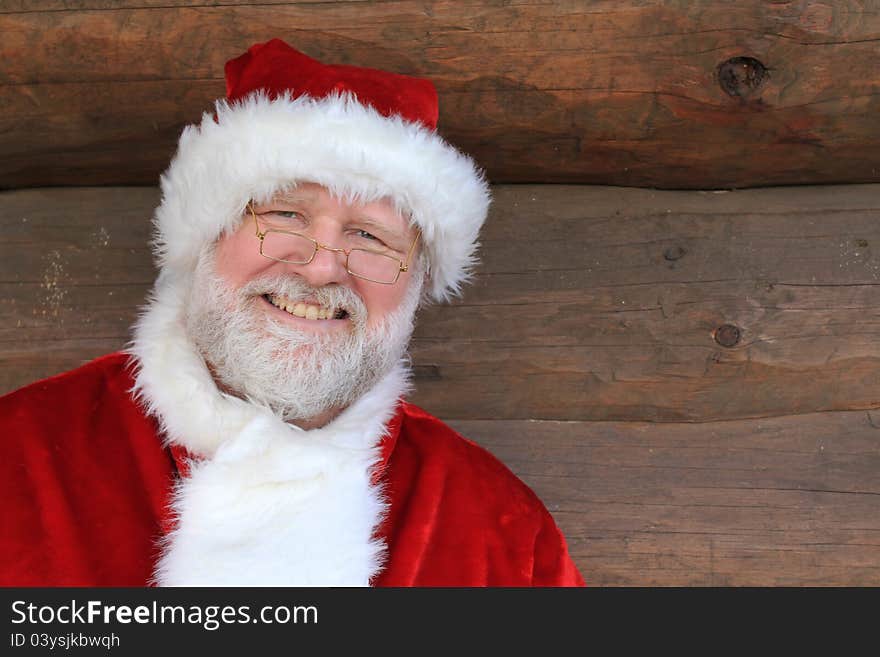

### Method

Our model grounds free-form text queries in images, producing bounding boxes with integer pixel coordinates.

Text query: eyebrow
[267,190,320,205]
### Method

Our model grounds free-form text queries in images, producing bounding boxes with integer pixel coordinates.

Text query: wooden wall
[2,0,879,585]
[2,0,879,189]
[3,184,879,585]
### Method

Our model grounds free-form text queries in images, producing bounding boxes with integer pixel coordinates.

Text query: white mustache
[240,275,367,324]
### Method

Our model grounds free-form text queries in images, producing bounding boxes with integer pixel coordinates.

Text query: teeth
[268,294,340,321]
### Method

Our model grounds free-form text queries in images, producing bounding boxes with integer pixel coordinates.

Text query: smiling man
[1,39,583,586]
[190,185,423,431]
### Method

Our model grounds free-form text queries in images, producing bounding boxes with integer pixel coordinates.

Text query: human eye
[355,228,381,242]
[268,210,301,220]
[351,228,398,254]
[261,209,306,228]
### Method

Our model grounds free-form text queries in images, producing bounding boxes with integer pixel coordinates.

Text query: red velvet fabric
[0,354,583,587]
[225,39,439,130]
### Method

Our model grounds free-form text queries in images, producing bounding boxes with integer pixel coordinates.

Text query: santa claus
[0,39,583,587]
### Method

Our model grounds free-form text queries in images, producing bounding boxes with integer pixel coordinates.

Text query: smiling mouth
[263,293,349,320]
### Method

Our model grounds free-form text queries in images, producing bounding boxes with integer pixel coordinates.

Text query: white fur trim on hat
[153,92,491,302]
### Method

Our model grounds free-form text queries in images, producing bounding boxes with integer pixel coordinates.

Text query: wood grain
[413,183,880,421]
[2,1,879,188]
[3,184,880,425]
[450,411,880,585]
[0,187,155,393]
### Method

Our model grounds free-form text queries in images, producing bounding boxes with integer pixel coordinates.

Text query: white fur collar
[130,279,408,586]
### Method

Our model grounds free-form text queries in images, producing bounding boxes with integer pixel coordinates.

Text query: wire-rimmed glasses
[248,204,420,285]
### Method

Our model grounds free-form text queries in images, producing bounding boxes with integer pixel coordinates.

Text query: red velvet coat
[0,353,583,587]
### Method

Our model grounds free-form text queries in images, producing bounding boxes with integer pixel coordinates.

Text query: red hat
[225,39,439,130]
[153,38,490,302]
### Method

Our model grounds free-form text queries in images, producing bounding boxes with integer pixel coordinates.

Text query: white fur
[154,92,491,303]
[130,281,409,586]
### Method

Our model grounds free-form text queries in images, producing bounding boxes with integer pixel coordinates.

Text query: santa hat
[152,38,491,302]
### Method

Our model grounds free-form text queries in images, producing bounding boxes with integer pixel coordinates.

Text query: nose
[292,241,350,288]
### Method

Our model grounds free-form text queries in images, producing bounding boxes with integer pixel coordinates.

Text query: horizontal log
[410,184,880,420]
[2,1,879,188]
[450,410,880,585]
[2,184,880,424]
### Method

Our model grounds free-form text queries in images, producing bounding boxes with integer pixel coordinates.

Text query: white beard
[184,249,423,423]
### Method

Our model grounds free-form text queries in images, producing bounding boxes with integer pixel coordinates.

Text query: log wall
[2,0,879,189]
[3,0,879,586]
[3,184,878,585]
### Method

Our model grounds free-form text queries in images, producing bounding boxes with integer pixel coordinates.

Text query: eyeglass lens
[261,232,401,283]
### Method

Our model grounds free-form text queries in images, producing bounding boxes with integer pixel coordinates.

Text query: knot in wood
[718,57,767,98]
[663,245,687,261]
[714,323,741,348]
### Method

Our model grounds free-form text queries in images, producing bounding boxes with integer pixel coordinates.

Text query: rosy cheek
[213,232,264,288]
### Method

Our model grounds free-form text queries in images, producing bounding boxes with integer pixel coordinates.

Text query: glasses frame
[248,203,420,285]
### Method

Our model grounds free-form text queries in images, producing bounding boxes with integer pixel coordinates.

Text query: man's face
[185,182,423,425]
[213,182,420,333]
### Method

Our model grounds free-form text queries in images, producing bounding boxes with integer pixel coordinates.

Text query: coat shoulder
[385,402,584,586]
[0,351,163,466]
[0,352,174,585]
[1,352,137,417]
[397,401,544,510]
